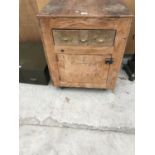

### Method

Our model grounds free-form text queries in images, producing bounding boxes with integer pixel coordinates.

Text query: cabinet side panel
[107,18,132,89]
[39,19,60,86]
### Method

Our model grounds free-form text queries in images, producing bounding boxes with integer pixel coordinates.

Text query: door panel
[57,54,111,85]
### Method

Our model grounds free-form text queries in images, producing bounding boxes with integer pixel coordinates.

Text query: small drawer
[53,30,79,46]
[88,30,116,46]
[52,29,116,46]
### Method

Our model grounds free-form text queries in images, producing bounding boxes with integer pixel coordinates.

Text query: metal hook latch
[105,58,114,65]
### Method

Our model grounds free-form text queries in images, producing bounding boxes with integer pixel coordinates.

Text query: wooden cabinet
[37,0,133,89]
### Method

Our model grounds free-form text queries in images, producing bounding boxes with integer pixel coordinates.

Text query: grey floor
[19,69,135,155]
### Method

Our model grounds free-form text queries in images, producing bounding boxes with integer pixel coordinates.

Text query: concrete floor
[19,69,135,155]
[20,126,134,155]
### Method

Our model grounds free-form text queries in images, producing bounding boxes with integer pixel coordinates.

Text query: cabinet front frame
[39,17,132,89]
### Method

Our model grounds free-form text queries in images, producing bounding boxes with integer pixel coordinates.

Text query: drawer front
[53,30,79,45]
[57,54,111,86]
[53,29,116,46]
[88,30,116,46]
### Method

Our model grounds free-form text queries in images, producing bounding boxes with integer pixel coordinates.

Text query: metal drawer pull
[96,38,104,43]
[80,39,88,43]
[62,37,72,41]
[105,58,114,65]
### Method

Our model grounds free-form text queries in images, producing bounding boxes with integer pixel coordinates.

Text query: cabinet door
[57,54,111,87]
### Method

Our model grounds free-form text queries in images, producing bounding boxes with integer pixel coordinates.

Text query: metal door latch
[105,58,114,65]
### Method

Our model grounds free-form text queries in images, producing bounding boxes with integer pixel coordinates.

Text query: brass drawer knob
[80,39,88,43]
[96,38,104,43]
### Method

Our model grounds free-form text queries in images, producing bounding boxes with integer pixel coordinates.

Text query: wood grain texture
[20,0,135,53]
[38,0,132,18]
[106,18,132,89]
[123,0,135,53]
[125,18,135,53]
[53,29,116,46]
[39,18,60,86]
[59,81,109,89]
[54,46,114,55]
[19,0,40,42]
[38,13,132,89]
[57,54,110,85]
[36,0,49,11]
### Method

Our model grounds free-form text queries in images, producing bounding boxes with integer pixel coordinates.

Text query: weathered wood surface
[57,54,110,85]
[19,0,40,42]
[38,0,132,18]
[126,18,135,53]
[36,0,49,11]
[38,14,132,89]
[54,46,114,55]
[19,0,134,53]
[53,29,116,46]
[106,18,132,89]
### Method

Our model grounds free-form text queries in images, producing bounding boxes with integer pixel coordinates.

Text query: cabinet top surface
[38,0,133,18]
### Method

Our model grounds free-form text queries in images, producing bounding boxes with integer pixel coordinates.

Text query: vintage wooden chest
[37,0,133,89]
